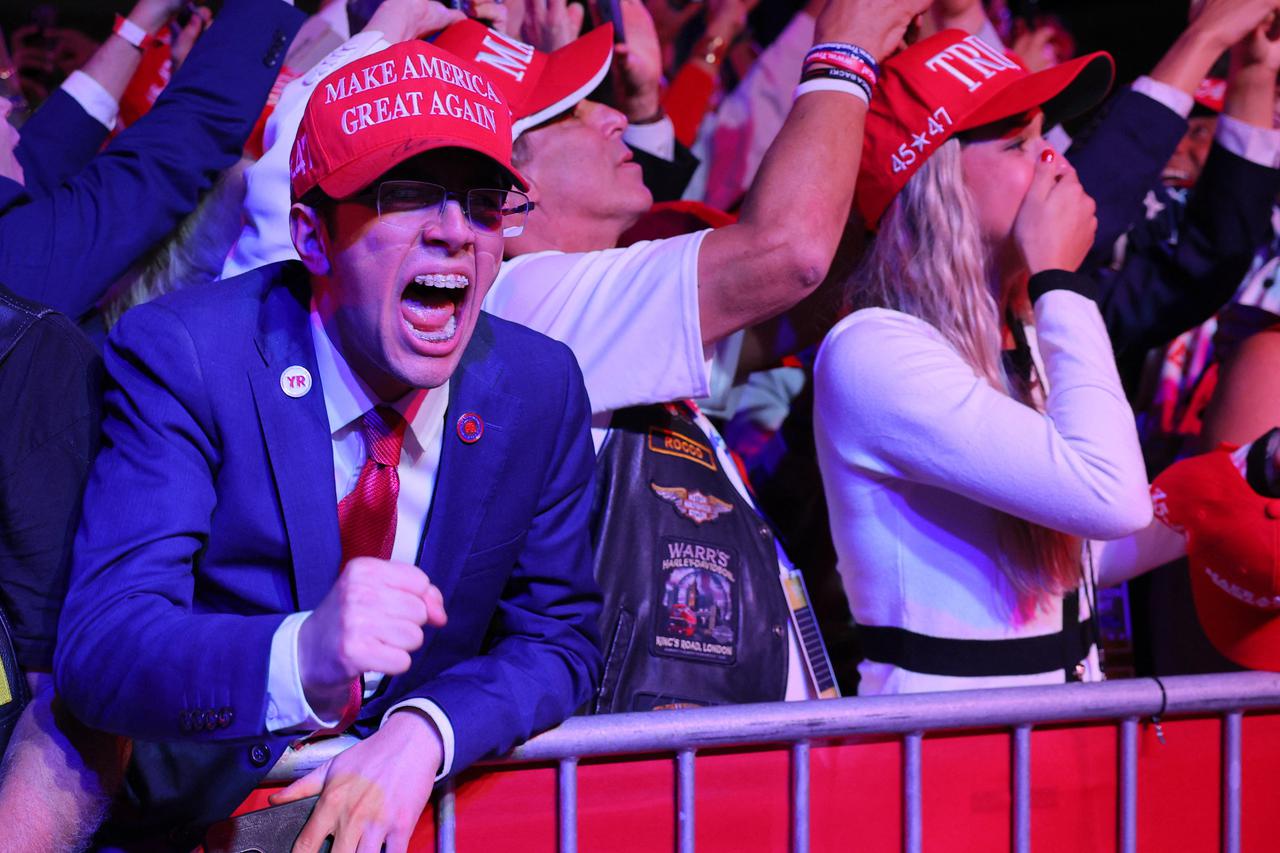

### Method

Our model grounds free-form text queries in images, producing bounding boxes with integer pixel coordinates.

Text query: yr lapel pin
[280,365,312,398]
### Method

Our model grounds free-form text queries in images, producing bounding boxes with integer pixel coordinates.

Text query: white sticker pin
[280,365,312,398]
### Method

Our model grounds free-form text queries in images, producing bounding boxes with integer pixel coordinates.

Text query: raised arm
[1095,22,1280,359]
[0,0,304,321]
[696,0,930,346]
[1072,0,1280,260]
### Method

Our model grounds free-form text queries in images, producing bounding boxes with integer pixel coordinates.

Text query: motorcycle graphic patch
[650,482,734,525]
[652,537,738,665]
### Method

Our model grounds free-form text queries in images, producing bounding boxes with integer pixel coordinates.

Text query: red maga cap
[1153,448,1280,671]
[290,40,526,202]
[434,20,614,136]
[855,30,1114,228]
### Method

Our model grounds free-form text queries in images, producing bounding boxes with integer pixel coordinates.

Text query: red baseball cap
[1152,447,1280,671]
[290,40,526,202]
[855,30,1114,228]
[1193,77,1226,113]
[433,20,614,136]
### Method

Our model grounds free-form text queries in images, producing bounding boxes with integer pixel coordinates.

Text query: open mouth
[400,273,469,344]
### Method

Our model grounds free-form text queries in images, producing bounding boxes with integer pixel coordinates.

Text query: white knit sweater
[813,289,1153,695]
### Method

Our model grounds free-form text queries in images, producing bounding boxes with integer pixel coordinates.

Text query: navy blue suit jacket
[0,0,302,322]
[54,263,603,832]
[1068,87,1280,358]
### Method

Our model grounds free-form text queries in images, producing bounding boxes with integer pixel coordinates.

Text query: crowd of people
[0,0,1278,849]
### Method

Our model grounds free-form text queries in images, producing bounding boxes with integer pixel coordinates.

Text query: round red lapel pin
[456,412,484,444]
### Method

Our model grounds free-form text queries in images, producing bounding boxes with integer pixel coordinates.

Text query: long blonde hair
[848,139,1081,603]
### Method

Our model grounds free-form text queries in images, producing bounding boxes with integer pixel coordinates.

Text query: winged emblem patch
[650,483,734,525]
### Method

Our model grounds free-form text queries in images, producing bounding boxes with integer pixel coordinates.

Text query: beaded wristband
[794,77,870,106]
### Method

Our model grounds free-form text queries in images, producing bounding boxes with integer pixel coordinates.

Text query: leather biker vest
[590,403,788,713]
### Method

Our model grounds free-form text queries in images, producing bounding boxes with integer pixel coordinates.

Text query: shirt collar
[308,304,449,453]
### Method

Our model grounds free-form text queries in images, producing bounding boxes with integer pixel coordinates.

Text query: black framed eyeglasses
[365,180,534,238]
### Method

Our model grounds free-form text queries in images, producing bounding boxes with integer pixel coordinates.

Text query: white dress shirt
[263,307,458,778]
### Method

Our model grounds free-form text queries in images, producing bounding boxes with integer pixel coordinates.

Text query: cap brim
[316,136,529,200]
[958,51,1115,133]
[1189,557,1280,672]
[511,23,614,136]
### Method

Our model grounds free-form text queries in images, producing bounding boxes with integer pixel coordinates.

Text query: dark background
[1,0,1192,85]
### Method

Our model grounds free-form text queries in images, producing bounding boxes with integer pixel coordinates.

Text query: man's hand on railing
[269,710,444,853]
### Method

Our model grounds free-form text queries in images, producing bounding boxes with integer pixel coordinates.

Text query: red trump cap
[855,30,1114,228]
[433,20,614,136]
[290,39,526,202]
[1153,447,1280,671]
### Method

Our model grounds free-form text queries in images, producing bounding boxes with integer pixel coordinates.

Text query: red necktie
[327,405,408,732]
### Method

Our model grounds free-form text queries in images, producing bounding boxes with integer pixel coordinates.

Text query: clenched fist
[298,558,447,719]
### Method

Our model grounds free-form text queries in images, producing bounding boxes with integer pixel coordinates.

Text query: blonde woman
[813,31,1154,694]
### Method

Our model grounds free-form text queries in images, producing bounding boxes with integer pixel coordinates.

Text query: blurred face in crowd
[960,111,1048,250]
[0,100,24,186]
[292,150,507,400]
[1163,116,1216,188]
[515,100,652,246]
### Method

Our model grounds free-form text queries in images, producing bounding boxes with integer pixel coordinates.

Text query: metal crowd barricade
[265,670,1280,852]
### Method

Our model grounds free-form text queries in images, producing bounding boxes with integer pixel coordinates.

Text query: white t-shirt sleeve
[814,291,1151,540]
[221,30,390,279]
[484,230,713,414]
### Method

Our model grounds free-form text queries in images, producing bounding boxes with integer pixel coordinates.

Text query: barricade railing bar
[264,671,1280,853]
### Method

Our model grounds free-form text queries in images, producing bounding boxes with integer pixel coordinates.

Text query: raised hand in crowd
[821,0,930,63]
[1152,0,1280,95]
[60,0,200,107]
[522,0,586,51]
[643,0,702,64]
[614,0,666,123]
[169,5,214,73]
[1012,151,1098,277]
[1223,7,1280,127]
[366,0,467,44]
[468,0,514,36]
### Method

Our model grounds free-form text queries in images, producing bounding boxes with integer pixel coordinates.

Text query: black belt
[857,592,1094,679]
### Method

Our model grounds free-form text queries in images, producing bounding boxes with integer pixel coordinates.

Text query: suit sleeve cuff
[1028,269,1098,304]
[265,611,341,732]
[382,699,454,780]
[1131,75,1194,119]
[623,115,676,162]
[60,70,119,130]
[1215,113,1280,168]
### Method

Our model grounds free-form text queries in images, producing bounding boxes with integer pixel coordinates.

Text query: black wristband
[1027,270,1098,304]
[1245,427,1280,498]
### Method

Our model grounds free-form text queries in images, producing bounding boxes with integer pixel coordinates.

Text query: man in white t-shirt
[441,0,928,707]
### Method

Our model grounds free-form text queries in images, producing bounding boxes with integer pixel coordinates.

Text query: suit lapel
[249,265,342,611]
[418,314,520,605]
